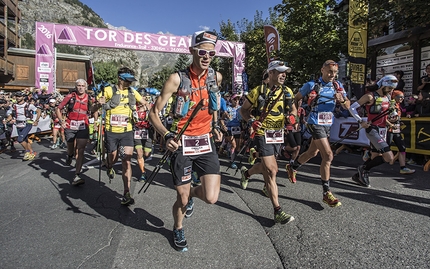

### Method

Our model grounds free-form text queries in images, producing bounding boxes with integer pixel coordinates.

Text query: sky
[79,0,282,37]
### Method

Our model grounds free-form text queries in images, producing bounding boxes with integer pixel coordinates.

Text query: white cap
[268,60,292,73]
[190,31,217,47]
[49,99,56,103]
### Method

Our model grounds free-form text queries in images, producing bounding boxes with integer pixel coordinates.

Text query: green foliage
[93,61,120,85]
[21,33,35,50]
[148,66,175,90]
[174,54,191,71]
[56,17,69,24]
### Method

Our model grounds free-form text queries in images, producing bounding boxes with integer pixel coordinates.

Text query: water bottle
[174,87,191,118]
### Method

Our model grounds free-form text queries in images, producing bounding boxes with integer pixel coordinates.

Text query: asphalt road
[0,137,429,269]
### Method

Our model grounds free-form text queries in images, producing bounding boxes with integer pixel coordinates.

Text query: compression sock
[322,180,330,193]
[292,161,302,170]
[363,156,385,171]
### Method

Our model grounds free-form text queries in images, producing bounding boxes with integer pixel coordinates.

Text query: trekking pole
[138,99,205,194]
[97,109,105,185]
[330,108,392,148]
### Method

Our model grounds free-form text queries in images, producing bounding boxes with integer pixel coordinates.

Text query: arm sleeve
[348,102,363,122]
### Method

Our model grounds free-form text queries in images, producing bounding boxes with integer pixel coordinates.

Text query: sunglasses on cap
[193,48,216,57]
[323,62,338,67]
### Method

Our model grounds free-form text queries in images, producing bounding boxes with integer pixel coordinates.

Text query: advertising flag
[264,25,280,63]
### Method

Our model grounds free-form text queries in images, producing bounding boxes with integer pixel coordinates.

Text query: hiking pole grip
[138,99,205,194]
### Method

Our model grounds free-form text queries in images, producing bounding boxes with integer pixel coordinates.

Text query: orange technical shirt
[176,65,213,136]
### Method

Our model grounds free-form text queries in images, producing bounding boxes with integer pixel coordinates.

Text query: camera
[424,77,430,82]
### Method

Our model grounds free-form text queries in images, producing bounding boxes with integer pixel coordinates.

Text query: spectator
[417,64,430,93]
[394,70,405,92]
[413,91,430,117]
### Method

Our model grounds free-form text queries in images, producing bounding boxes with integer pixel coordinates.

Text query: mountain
[17,0,179,86]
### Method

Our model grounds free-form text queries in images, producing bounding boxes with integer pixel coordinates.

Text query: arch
[35,22,245,93]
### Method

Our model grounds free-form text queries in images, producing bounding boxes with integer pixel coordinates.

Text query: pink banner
[35,22,55,93]
[34,22,246,91]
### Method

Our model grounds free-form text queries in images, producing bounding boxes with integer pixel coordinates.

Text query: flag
[264,25,280,63]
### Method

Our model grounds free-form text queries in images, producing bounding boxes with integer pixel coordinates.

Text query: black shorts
[134,128,154,149]
[306,124,331,140]
[254,135,281,157]
[285,131,302,148]
[169,140,220,186]
[65,128,89,142]
[105,131,134,153]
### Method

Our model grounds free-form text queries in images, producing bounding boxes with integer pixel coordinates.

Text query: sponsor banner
[10,116,52,138]
[264,25,280,63]
[35,22,55,93]
[329,117,370,147]
[35,22,246,96]
[330,117,430,155]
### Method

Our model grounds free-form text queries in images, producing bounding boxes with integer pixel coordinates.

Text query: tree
[148,66,175,90]
[174,54,191,71]
[93,61,119,85]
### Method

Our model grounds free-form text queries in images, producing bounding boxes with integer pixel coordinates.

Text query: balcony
[0,20,18,47]
[0,0,21,19]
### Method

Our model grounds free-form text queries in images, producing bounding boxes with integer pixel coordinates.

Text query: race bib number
[110,114,128,127]
[231,126,241,136]
[317,112,333,125]
[392,124,401,134]
[134,129,149,139]
[379,127,387,141]
[182,133,212,156]
[265,129,284,144]
[70,120,86,130]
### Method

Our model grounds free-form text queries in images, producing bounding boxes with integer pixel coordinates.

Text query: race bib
[231,126,241,136]
[134,129,149,139]
[379,127,387,141]
[16,122,26,128]
[110,114,128,127]
[70,120,86,130]
[89,118,95,124]
[182,133,212,156]
[265,129,284,144]
[54,123,61,129]
[392,123,401,134]
[317,112,333,125]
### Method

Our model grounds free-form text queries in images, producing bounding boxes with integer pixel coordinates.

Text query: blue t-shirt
[220,97,227,113]
[300,78,346,126]
[225,105,242,128]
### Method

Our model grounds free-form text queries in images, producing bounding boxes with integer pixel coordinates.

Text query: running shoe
[10,145,16,152]
[59,142,67,149]
[121,192,135,206]
[285,163,297,183]
[138,171,147,182]
[107,168,115,180]
[22,151,31,161]
[50,144,57,150]
[351,173,367,187]
[191,172,201,186]
[407,159,416,165]
[230,162,238,170]
[400,167,415,174]
[66,155,73,165]
[72,174,85,186]
[248,147,257,165]
[357,165,370,187]
[262,186,269,197]
[323,191,342,207]
[362,150,370,162]
[240,166,249,190]
[173,228,188,252]
[274,210,295,224]
[27,152,37,161]
[185,198,194,218]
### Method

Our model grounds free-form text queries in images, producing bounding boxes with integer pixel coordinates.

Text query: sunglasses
[193,48,216,57]
[324,62,338,67]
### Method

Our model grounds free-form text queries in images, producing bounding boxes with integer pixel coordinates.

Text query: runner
[221,92,243,169]
[349,75,398,187]
[12,91,41,161]
[290,60,349,207]
[239,60,296,224]
[56,79,93,185]
[96,67,146,205]
[45,99,66,149]
[133,97,152,182]
[149,30,223,252]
